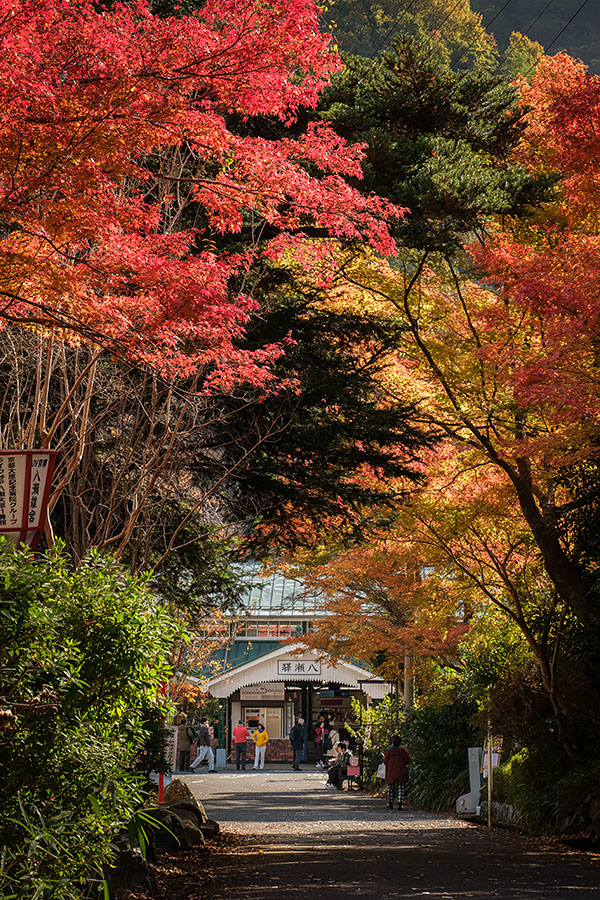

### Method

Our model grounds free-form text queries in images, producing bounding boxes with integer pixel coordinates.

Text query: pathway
[186,767,600,899]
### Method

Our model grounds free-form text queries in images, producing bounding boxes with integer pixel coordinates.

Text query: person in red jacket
[233,720,251,770]
[383,734,411,810]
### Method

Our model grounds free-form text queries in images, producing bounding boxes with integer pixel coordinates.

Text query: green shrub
[493,749,600,836]
[345,694,405,784]
[0,540,180,899]
[349,695,477,811]
[402,702,478,811]
[492,748,531,821]
[492,748,567,834]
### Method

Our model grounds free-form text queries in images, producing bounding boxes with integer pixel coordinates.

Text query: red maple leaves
[0,0,400,383]
[472,53,600,429]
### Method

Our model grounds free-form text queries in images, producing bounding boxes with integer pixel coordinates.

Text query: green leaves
[214,264,427,549]
[0,540,179,898]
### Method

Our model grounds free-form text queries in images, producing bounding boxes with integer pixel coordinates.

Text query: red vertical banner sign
[0,450,57,549]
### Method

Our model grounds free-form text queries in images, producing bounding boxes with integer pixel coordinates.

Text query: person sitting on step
[325,741,350,789]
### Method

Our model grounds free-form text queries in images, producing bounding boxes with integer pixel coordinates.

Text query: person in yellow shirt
[252,722,269,770]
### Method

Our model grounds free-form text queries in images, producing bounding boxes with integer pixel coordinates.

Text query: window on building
[256,623,278,638]
[235,620,305,639]
[278,623,303,638]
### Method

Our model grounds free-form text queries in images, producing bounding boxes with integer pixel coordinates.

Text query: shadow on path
[186,769,600,899]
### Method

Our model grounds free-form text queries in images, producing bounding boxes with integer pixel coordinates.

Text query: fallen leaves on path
[127,832,247,900]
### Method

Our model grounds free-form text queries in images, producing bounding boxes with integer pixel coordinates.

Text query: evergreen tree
[472,0,600,73]
[322,0,496,68]
[321,36,553,253]
[212,266,428,550]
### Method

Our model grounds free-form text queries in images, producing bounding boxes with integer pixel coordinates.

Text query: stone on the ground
[180,818,206,847]
[145,806,190,851]
[145,802,209,851]
[164,802,208,846]
[163,777,209,819]
[200,818,220,839]
[104,833,157,898]
[164,797,208,826]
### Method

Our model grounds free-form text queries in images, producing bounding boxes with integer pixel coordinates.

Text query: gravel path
[185,767,600,899]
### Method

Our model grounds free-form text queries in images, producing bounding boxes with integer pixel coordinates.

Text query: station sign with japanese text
[277,659,322,677]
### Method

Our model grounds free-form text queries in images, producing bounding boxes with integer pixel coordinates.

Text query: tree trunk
[403,652,414,708]
[508,468,593,626]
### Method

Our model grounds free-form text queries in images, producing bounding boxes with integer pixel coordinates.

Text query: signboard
[164,725,179,772]
[318,698,349,706]
[0,450,57,548]
[277,659,321,676]
[482,737,502,778]
[240,683,286,701]
[285,701,294,737]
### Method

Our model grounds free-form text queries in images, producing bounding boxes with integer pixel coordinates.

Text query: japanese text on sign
[0,452,54,543]
[277,660,321,676]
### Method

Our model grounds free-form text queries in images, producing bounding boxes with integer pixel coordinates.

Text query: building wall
[265,738,293,763]
[231,700,241,731]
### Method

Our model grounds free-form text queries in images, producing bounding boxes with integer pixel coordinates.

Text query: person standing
[252,722,269,770]
[289,717,305,770]
[177,719,193,771]
[383,734,411,810]
[233,719,250,770]
[189,717,216,772]
[326,722,340,759]
[315,717,331,769]
[314,715,324,767]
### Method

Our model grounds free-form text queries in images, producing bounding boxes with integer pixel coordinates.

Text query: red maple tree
[472,53,600,430]
[0,0,399,385]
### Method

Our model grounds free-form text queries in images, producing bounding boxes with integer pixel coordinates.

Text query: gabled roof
[200,640,283,676]
[193,641,389,701]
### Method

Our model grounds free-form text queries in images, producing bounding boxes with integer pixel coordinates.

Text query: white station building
[195,565,389,762]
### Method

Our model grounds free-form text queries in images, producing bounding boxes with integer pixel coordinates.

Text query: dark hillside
[472,1,600,71]
[325,1,600,72]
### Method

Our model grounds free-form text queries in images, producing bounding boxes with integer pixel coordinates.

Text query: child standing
[383,735,411,810]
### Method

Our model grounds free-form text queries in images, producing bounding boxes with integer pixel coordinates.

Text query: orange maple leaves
[473,53,600,432]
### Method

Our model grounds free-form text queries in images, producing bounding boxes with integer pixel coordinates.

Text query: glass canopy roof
[238,562,322,618]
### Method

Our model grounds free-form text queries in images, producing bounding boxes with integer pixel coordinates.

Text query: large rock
[164,798,208,827]
[141,779,216,853]
[164,803,207,846]
[180,819,205,847]
[163,778,206,813]
[145,803,208,851]
[200,818,220,839]
[103,833,157,899]
[144,806,190,851]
